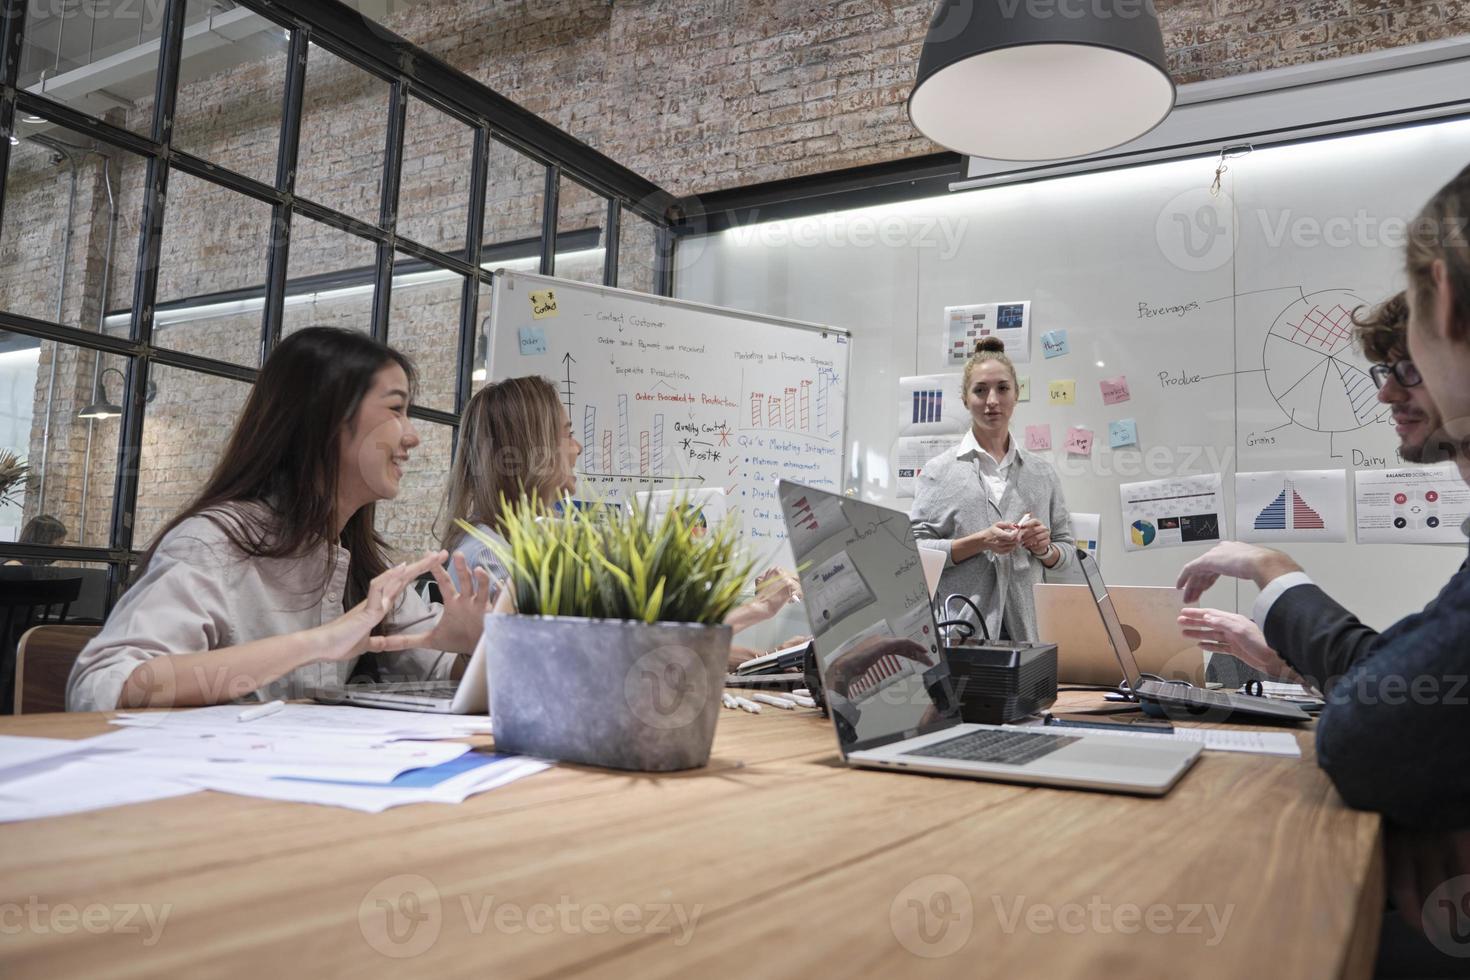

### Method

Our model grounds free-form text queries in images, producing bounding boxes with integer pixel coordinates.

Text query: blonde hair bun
[973,336,1007,355]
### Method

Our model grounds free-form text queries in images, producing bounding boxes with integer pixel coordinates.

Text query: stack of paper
[0,704,544,822]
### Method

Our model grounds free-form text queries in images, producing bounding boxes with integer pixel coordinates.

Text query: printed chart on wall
[488,271,850,565]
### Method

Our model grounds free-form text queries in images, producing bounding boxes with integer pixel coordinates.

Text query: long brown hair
[136,326,417,609]
[439,375,566,546]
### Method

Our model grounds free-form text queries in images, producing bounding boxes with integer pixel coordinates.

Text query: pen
[789,695,817,708]
[732,695,762,714]
[721,693,738,710]
[237,699,285,723]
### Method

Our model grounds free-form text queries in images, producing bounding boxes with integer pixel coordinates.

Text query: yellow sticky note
[1018,376,1031,402]
[530,289,558,320]
[1048,380,1075,405]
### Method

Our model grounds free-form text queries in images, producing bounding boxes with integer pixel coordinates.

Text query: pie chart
[1263,290,1392,433]
[1130,520,1156,547]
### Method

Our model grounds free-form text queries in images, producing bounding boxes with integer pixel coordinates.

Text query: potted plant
[0,452,30,509]
[458,494,753,771]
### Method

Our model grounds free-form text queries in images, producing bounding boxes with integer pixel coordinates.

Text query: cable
[942,593,990,642]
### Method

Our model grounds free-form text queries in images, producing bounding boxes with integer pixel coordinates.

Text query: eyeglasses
[1369,359,1423,389]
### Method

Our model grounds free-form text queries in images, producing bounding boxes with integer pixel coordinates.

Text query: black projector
[943,641,1058,725]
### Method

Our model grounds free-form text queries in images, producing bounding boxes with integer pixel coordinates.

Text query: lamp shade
[908,0,1176,161]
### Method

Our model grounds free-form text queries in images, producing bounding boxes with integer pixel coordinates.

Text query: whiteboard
[487,270,850,566]
[674,117,1470,630]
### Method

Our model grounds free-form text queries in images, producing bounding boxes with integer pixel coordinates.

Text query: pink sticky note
[1024,424,1051,451]
[1065,426,1094,456]
[1100,375,1131,405]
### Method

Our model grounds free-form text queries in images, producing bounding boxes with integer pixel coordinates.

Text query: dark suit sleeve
[1275,569,1470,830]
[1262,584,1381,691]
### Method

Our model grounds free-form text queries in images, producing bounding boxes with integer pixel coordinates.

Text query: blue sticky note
[1041,329,1069,359]
[518,326,547,356]
[1108,418,1138,448]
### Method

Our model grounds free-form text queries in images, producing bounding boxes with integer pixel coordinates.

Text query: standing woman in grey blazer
[910,337,1076,642]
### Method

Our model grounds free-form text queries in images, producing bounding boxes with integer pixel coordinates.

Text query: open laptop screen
[1075,549,1146,693]
[776,481,958,756]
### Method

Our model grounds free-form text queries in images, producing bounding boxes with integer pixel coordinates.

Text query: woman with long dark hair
[67,327,493,711]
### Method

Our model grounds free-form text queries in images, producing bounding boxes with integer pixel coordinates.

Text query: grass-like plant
[0,452,30,509]
[457,493,754,625]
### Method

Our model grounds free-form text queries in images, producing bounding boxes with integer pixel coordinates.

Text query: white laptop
[777,481,1201,797]
[322,632,490,715]
[1034,583,1206,687]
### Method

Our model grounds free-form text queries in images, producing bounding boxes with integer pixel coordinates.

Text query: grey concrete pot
[483,614,732,771]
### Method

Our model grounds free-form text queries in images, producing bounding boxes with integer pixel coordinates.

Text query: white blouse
[66,503,455,711]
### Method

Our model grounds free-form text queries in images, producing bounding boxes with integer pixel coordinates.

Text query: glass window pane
[618,210,660,296]
[397,96,473,253]
[173,0,290,185]
[297,43,387,225]
[136,364,252,549]
[555,177,607,285]
[0,560,115,624]
[156,171,273,366]
[388,257,462,413]
[376,419,453,561]
[0,335,123,551]
[18,0,165,135]
[0,125,144,333]
[482,138,545,271]
[282,215,377,336]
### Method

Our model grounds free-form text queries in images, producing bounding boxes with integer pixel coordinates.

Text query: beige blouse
[66,503,456,712]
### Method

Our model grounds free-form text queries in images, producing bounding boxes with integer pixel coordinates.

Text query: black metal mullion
[370,78,408,344]
[655,225,674,297]
[109,0,187,558]
[539,164,559,276]
[457,125,490,419]
[604,197,621,288]
[262,25,309,356]
[407,404,457,428]
[12,91,163,158]
[0,0,29,222]
[167,151,281,207]
[0,310,140,356]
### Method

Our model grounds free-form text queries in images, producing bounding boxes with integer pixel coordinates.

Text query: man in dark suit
[1175,290,1456,684]
[1179,165,1470,970]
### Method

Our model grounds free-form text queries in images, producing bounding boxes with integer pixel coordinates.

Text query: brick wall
[389,0,1470,193]
[2,0,1464,560]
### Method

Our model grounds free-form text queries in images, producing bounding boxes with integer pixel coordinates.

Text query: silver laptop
[323,631,490,715]
[1073,549,1311,725]
[777,481,1201,796]
[1034,583,1206,687]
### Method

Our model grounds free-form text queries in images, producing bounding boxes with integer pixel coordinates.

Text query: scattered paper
[1072,726,1301,758]
[944,301,1031,366]
[1065,426,1094,456]
[111,704,492,740]
[1108,418,1138,449]
[1024,424,1052,452]
[1354,463,1470,544]
[1100,376,1131,405]
[1048,380,1075,406]
[896,374,969,437]
[893,434,961,498]
[0,735,97,779]
[0,759,199,823]
[1119,474,1225,552]
[1237,469,1348,544]
[1072,512,1101,559]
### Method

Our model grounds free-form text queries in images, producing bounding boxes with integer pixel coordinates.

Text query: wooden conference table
[0,692,1382,979]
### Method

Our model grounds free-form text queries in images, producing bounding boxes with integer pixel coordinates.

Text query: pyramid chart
[1254,481,1326,531]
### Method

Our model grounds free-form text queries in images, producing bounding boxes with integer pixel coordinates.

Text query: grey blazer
[909,440,1075,642]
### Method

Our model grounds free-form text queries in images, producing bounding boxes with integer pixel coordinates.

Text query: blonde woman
[910,336,1075,642]
[441,376,800,644]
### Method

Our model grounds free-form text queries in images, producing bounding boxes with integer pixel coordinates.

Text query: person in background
[67,327,493,712]
[1176,290,1457,678]
[438,376,802,668]
[3,514,67,565]
[910,336,1075,641]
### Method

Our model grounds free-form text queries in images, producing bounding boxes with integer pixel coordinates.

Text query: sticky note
[1024,424,1051,451]
[1065,426,1094,456]
[1018,376,1030,402]
[1108,418,1138,448]
[1100,375,1131,405]
[1048,380,1075,405]
[518,326,547,356]
[530,289,558,319]
[1041,329,1069,358]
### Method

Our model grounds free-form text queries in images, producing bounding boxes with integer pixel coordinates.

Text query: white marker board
[488,271,850,565]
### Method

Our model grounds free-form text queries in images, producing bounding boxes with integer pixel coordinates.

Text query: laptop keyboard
[903,729,1078,766]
